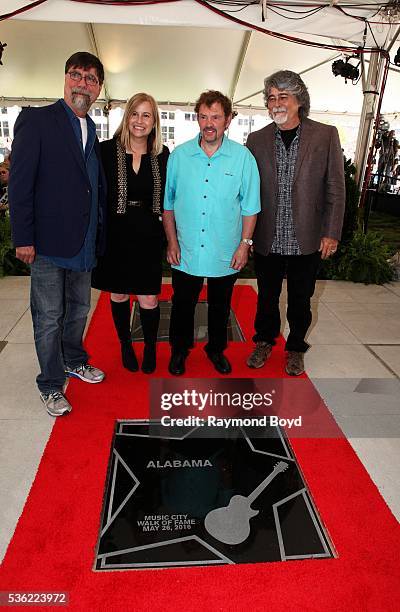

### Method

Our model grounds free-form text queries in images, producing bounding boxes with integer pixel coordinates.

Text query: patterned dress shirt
[271,125,302,255]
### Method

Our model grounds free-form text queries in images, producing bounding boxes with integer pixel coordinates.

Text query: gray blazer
[246,118,345,256]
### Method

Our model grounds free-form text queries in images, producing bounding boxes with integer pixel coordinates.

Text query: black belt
[127,200,145,207]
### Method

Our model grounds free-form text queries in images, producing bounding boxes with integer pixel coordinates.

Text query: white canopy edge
[8,0,243,29]
[6,0,397,47]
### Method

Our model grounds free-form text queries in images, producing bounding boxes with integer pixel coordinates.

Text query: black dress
[92,138,169,295]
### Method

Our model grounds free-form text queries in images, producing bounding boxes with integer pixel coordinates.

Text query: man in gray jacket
[246,70,345,375]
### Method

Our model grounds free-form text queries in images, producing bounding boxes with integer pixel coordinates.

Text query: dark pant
[30,255,91,393]
[169,269,238,354]
[253,251,321,352]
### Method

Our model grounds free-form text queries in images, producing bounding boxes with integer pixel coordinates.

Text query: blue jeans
[30,255,91,393]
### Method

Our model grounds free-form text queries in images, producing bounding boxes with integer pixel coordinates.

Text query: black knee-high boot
[139,305,160,374]
[110,299,138,372]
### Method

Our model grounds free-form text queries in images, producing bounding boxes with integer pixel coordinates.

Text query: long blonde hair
[114,93,163,156]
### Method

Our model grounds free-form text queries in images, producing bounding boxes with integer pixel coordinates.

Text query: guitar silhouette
[204,461,289,545]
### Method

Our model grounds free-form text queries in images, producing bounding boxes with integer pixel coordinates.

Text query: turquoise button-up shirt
[164,135,260,277]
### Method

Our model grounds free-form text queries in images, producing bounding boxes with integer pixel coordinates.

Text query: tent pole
[357,53,390,230]
[355,23,400,225]
[86,23,111,104]
[353,50,384,188]
[229,31,252,102]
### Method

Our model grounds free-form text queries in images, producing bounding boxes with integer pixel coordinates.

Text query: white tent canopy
[1,0,400,114]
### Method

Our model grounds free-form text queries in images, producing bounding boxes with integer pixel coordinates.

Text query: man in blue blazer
[9,51,107,416]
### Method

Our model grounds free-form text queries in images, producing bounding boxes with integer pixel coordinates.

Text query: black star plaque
[95,421,334,570]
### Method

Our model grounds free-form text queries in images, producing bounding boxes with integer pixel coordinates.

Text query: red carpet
[1,285,399,611]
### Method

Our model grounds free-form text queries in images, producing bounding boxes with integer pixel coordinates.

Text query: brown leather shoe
[247,342,273,369]
[285,351,305,376]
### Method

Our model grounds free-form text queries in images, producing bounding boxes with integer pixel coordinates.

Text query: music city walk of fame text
[137,514,197,533]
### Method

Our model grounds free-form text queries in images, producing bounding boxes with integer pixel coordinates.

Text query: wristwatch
[241,238,253,246]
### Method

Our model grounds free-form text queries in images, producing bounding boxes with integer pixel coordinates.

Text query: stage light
[0,42,7,66]
[332,57,360,83]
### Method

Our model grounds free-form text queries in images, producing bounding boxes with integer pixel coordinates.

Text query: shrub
[319,157,395,284]
[0,213,30,277]
[0,212,13,277]
[333,230,393,284]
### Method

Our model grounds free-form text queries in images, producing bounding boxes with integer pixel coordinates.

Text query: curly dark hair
[194,90,232,118]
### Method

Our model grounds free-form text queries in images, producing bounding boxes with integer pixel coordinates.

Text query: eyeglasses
[67,70,99,86]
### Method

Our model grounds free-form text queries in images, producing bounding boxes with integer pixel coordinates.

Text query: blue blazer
[8,100,107,258]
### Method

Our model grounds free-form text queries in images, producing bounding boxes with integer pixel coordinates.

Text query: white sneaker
[40,391,72,417]
[65,363,105,384]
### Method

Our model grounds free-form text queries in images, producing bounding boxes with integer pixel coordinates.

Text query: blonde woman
[92,93,169,373]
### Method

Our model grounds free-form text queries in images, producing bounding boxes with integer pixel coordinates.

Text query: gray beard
[270,112,288,126]
[71,92,91,114]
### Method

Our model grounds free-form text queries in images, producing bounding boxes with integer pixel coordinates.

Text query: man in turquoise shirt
[163,90,260,375]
